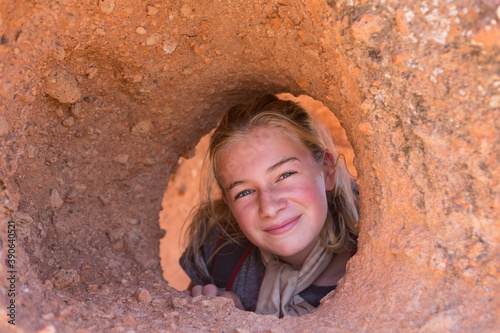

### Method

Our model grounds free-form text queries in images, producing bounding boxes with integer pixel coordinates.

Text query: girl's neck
[277,236,319,267]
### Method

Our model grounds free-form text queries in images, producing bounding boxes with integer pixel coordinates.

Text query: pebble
[62,116,75,127]
[114,154,129,165]
[52,45,66,60]
[27,145,36,159]
[87,283,99,292]
[64,189,78,203]
[12,211,34,224]
[44,70,81,103]
[146,33,162,46]
[50,189,64,210]
[131,120,152,136]
[351,14,384,42]
[37,325,56,333]
[99,0,115,14]
[52,269,80,289]
[136,27,147,35]
[87,67,99,79]
[162,39,178,54]
[70,102,82,119]
[134,288,153,304]
[0,116,8,136]
[94,28,106,36]
[123,315,137,326]
[54,105,64,117]
[147,5,158,15]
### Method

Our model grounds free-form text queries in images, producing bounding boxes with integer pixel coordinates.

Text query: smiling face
[217,126,336,266]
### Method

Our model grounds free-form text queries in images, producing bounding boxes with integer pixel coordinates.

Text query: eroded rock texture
[0,0,498,331]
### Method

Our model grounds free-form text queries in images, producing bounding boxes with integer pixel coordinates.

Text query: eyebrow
[225,157,300,192]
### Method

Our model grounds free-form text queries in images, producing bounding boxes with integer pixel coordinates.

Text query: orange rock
[395,9,409,36]
[392,52,411,64]
[472,26,500,48]
[351,14,384,42]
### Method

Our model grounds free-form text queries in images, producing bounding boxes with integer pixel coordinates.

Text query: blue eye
[278,172,296,181]
[235,190,253,199]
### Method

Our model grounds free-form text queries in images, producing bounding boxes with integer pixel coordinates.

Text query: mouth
[264,215,301,235]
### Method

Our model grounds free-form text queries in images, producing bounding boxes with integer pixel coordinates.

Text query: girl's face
[217,126,336,266]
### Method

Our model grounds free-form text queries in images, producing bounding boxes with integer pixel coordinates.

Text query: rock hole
[159,94,358,297]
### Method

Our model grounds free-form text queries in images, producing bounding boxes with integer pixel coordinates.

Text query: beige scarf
[255,239,334,318]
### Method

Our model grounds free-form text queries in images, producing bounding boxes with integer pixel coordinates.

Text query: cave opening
[159,93,358,300]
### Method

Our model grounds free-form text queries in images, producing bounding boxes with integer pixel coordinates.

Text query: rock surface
[0,0,498,332]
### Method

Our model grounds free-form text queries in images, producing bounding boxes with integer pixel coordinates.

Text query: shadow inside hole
[159,94,357,291]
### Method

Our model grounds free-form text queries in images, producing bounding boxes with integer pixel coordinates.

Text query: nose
[258,188,286,218]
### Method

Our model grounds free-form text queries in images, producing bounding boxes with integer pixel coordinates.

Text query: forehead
[216,126,310,181]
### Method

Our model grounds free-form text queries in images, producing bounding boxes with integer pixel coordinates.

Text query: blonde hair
[184,94,358,279]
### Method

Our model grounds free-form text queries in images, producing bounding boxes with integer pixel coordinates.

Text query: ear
[322,149,336,191]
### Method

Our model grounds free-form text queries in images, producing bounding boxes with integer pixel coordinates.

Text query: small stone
[395,9,409,36]
[87,283,99,292]
[64,189,78,203]
[62,116,75,127]
[351,14,384,42]
[162,39,178,54]
[125,218,139,225]
[41,313,55,320]
[147,5,158,15]
[45,70,81,103]
[100,285,111,294]
[136,26,147,35]
[131,120,152,136]
[134,288,153,304]
[114,154,129,165]
[99,0,115,14]
[180,4,196,19]
[132,75,142,83]
[393,52,411,65]
[54,105,64,117]
[94,28,106,36]
[12,211,34,224]
[50,189,64,210]
[74,183,87,192]
[182,68,193,75]
[146,33,162,45]
[37,325,56,333]
[497,5,500,20]
[27,145,36,159]
[489,95,500,108]
[52,269,80,289]
[87,67,98,79]
[53,45,66,60]
[143,157,156,166]
[358,122,372,135]
[123,315,137,326]
[0,116,8,137]
[70,102,82,119]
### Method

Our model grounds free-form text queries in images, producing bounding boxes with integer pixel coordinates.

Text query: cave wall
[0,0,498,331]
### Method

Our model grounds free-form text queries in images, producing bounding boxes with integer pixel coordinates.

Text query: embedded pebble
[87,283,99,292]
[131,120,152,136]
[162,39,178,54]
[50,189,64,210]
[94,28,105,36]
[114,154,129,164]
[146,33,162,45]
[37,325,56,333]
[52,269,80,289]
[64,189,78,203]
[12,211,34,224]
[134,288,153,303]
[123,315,137,326]
[62,116,75,127]
[136,26,147,35]
[52,45,66,60]
[70,102,82,119]
[0,116,8,136]
[99,0,115,14]
[44,70,81,103]
[87,67,99,79]
[54,105,64,117]
[27,145,36,159]
[147,5,158,15]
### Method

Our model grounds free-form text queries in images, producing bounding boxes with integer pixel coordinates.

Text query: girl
[180,94,358,318]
